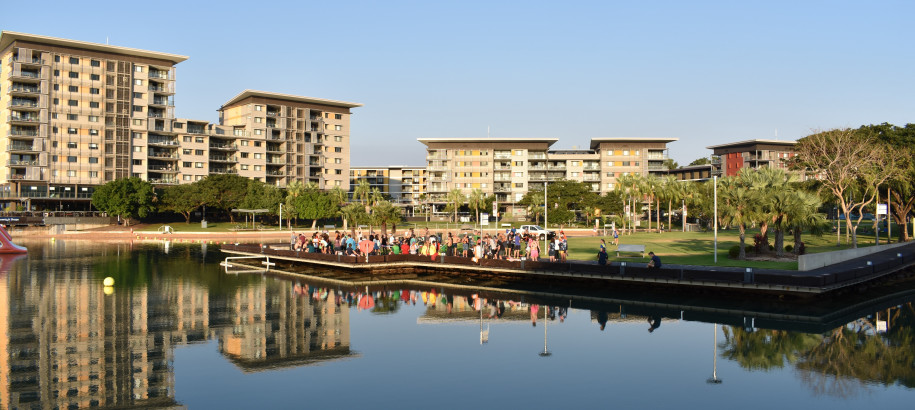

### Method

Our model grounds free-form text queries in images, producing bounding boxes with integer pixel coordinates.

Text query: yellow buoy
[103,286,114,295]
[103,277,115,286]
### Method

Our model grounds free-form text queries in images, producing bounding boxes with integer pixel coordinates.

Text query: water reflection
[0,240,913,408]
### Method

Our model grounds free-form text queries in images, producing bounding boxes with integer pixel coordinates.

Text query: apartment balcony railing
[493,186,512,192]
[9,85,39,93]
[148,139,178,146]
[267,170,285,176]
[528,165,546,170]
[151,98,173,106]
[10,56,44,64]
[10,100,39,108]
[583,164,601,171]
[547,165,566,170]
[266,111,279,117]
[148,71,171,80]
[494,153,512,159]
[148,112,165,118]
[187,126,206,134]
[493,176,512,182]
[9,116,40,122]
[210,143,238,150]
[529,154,547,160]
[148,152,179,159]
[646,154,668,160]
[148,178,178,184]
[210,156,237,162]
[583,176,601,182]
[10,71,41,79]
[647,165,667,171]
[494,165,512,170]
[7,159,39,166]
[9,129,39,137]
[8,144,38,151]
[210,169,238,175]
[148,165,178,172]
[148,84,175,93]
[267,159,286,165]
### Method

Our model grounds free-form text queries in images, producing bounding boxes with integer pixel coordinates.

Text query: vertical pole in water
[713,176,718,264]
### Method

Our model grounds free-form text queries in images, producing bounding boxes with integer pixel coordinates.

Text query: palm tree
[329,185,349,230]
[284,180,306,227]
[371,200,401,235]
[719,176,756,260]
[661,175,680,232]
[787,190,830,256]
[616,174,639,234]
[353,179,371,205]
[468,189,486,222]
[446,189,465,223]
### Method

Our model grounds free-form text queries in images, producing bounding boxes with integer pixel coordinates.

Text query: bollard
[620,262,626,276]
[744,268,753,284]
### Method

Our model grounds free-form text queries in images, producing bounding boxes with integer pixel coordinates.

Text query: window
[134,65,143,72]
[571,161,581,166]
[254,165,262,171]
[89,157,98,164]
[335,169,342,174]
[67,156,77,163]
[334,125,343,131]
[89,129,99,136]
[255,105,262,111]
[67,142,78,148]
[67,128,78,135]
[255,117,262,123]
[195,149,204,155]
[183,175,192,181]
[52,155,58,162]
[571,172,579,177]
[254,129,263,135]
[53,98,59,105]
[183,149,192,155]
[196,175,204,181]
[195,137,204,143]
[67,114,78,121]
[133,146,142,152]
[69,57,79,64]
[335,180,341,186]
[622,150,630,156]
[133,92,143,99]
[55,55,60,62]
[67,170,77,177]
[514,161,523,166]
[241,164,249,170]
[133,119,143,126]
[88,116,99,122]
[183,136,192,142]
[134,79,143,85]
[515,183,524,188]
[89,143,99,149]
[195,162,204,168]
[234,129,245,136]
[90,74,100,81]
[241,140,249,146]
[53,84,59,91]
[68,100,78,107]
[89,171,98,178]
[334,147,342,153]
[68,85,78,92]
[133,106,143,112]
[254,153,262,159]
[334,158,342,164]
[90,88,99,94]
[514,172,523,177]
[183,162,192,168]
[254,141,262,147]
[334,136,343,142]
[90,60,100,67]
[133,159,143,166]
[68,71,79,79]
[335,114,342,119]
[241,152,249,158]
[89,102,99,108]
[132,132,144,139]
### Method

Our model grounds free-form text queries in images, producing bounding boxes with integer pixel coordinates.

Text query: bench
[617,244,645,258]
[323,224,336,230]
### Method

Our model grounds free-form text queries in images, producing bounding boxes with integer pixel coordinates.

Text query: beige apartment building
[418,137,677,218]
[0,31,360,211]
[349,166,426,208]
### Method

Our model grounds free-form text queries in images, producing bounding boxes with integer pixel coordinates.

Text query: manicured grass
[566,229,894,270]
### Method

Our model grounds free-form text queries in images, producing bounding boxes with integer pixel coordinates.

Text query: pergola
[231,209,269,229]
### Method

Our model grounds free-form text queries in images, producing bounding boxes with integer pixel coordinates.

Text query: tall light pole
[713,176,718,264]
[544,181,549,257]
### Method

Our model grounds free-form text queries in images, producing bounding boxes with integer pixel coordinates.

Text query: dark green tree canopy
[91,177,156,225]
[688,157,711,166]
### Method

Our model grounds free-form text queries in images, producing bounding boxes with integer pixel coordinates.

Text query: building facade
[0,32,360,211]
[349,166,426,207]
[706,139,796,177]
[418,137,677,219]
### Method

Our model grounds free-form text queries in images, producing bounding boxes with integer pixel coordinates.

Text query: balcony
[7,159,39,166]
[209,143,237,150]
[646,154,668,160]
[426,153,449,160]
[493,185,511,192]
[210,168,238,175]
[150,97,173,107]
[583,175,601,182]
[148,178,178,184]
[266,111,279,117]
[148,71,171,80]
[10,56,45,65]
[9,115,40,123]
[9,129,39,137]
[187,126,207,134]
[9,70,41,80]
[7,144,39,152]
[148,84,174,94]
[148,165,178,173]
[583,164,600,171]
[148,139,179,147]
[528,165,546,170]
[547,164,566,170]
[10,99,39,109]
[267,170,285,176]
[148,152,179,160]
[266,146,283,153]
[494,175,512,182]
[210,155,237,163]
[9,85,40,94]
[494,153,512,159]
[529,154,547,160]
[647,164,667,171]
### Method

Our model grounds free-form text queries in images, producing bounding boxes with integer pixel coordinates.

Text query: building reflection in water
[0,248,352,408]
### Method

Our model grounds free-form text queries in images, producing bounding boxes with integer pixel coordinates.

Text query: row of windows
[52,70,101,81]
[51,127,100,136]
[51,84,101,94]
[51,155,99,163]
[54,56,102,67]
[49,113,100,122]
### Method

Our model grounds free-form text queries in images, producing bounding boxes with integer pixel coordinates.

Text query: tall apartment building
[418,137,677,218]
[706,139,796,177]
[0,32,360,211]
[349,165,426,208]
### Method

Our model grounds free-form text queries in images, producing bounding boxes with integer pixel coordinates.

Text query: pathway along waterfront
[221,241,915,298]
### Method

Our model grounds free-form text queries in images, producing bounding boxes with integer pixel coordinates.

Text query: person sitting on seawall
[597,239,608,266]
[647,251,662,269]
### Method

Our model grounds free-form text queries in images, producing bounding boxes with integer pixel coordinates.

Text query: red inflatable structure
[0,226,27,253]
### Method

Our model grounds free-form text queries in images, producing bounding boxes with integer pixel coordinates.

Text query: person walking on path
[612,228,619,246]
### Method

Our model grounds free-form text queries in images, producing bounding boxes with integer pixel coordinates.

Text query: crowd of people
[290,227,571,263]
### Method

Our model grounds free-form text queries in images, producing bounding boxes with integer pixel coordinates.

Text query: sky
[3,0,913,167]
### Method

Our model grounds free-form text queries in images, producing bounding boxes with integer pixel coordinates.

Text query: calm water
[2,239,914,409]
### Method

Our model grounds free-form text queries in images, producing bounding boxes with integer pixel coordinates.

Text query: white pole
[713,175,718,264]
[279,203,283,230]
[544,182,548,257]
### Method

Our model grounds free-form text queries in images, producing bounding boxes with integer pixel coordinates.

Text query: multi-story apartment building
[0,31,360,211]
[349,165,426,208]
[706,139,796,177]
[418,137,677,219]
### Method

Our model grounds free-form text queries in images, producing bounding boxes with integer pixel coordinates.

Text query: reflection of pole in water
[479,303,489,344]
[164,240,170,254]
[707,323,722,384]
[201,241,207,258]
[539,306,551,357]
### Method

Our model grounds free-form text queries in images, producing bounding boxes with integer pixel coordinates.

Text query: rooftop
[589,137,679,149]
[418,137,559,146]
[220,90,363,110]
[0,31,188,64]
[706,139,797,149]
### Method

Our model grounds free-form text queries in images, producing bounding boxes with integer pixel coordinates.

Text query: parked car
[520,225,555,239]
[838,213,875,221]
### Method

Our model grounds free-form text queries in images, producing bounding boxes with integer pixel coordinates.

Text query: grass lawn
[566,229,894,270]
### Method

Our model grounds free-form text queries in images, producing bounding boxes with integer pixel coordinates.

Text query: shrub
[797,242,806,255]
[785,244,793,253]
[768,244,775,251]
[729,245,741,259]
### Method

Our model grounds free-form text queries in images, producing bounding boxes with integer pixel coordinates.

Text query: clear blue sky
[3,0,913,166]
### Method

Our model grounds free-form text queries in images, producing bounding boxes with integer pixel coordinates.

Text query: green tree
[662,158,679,170]
[241,180,283,216]
[159,182,206,223]
[198,174,249,223]
[793,128,902,248]
[468,189,486,222]
[861,123,915,241]
[91,177,156,226]
[445,189,465,223]
[371,200,402,234]
[718,173,757,260]
[689,157,711,166]
[284,180,306,227]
